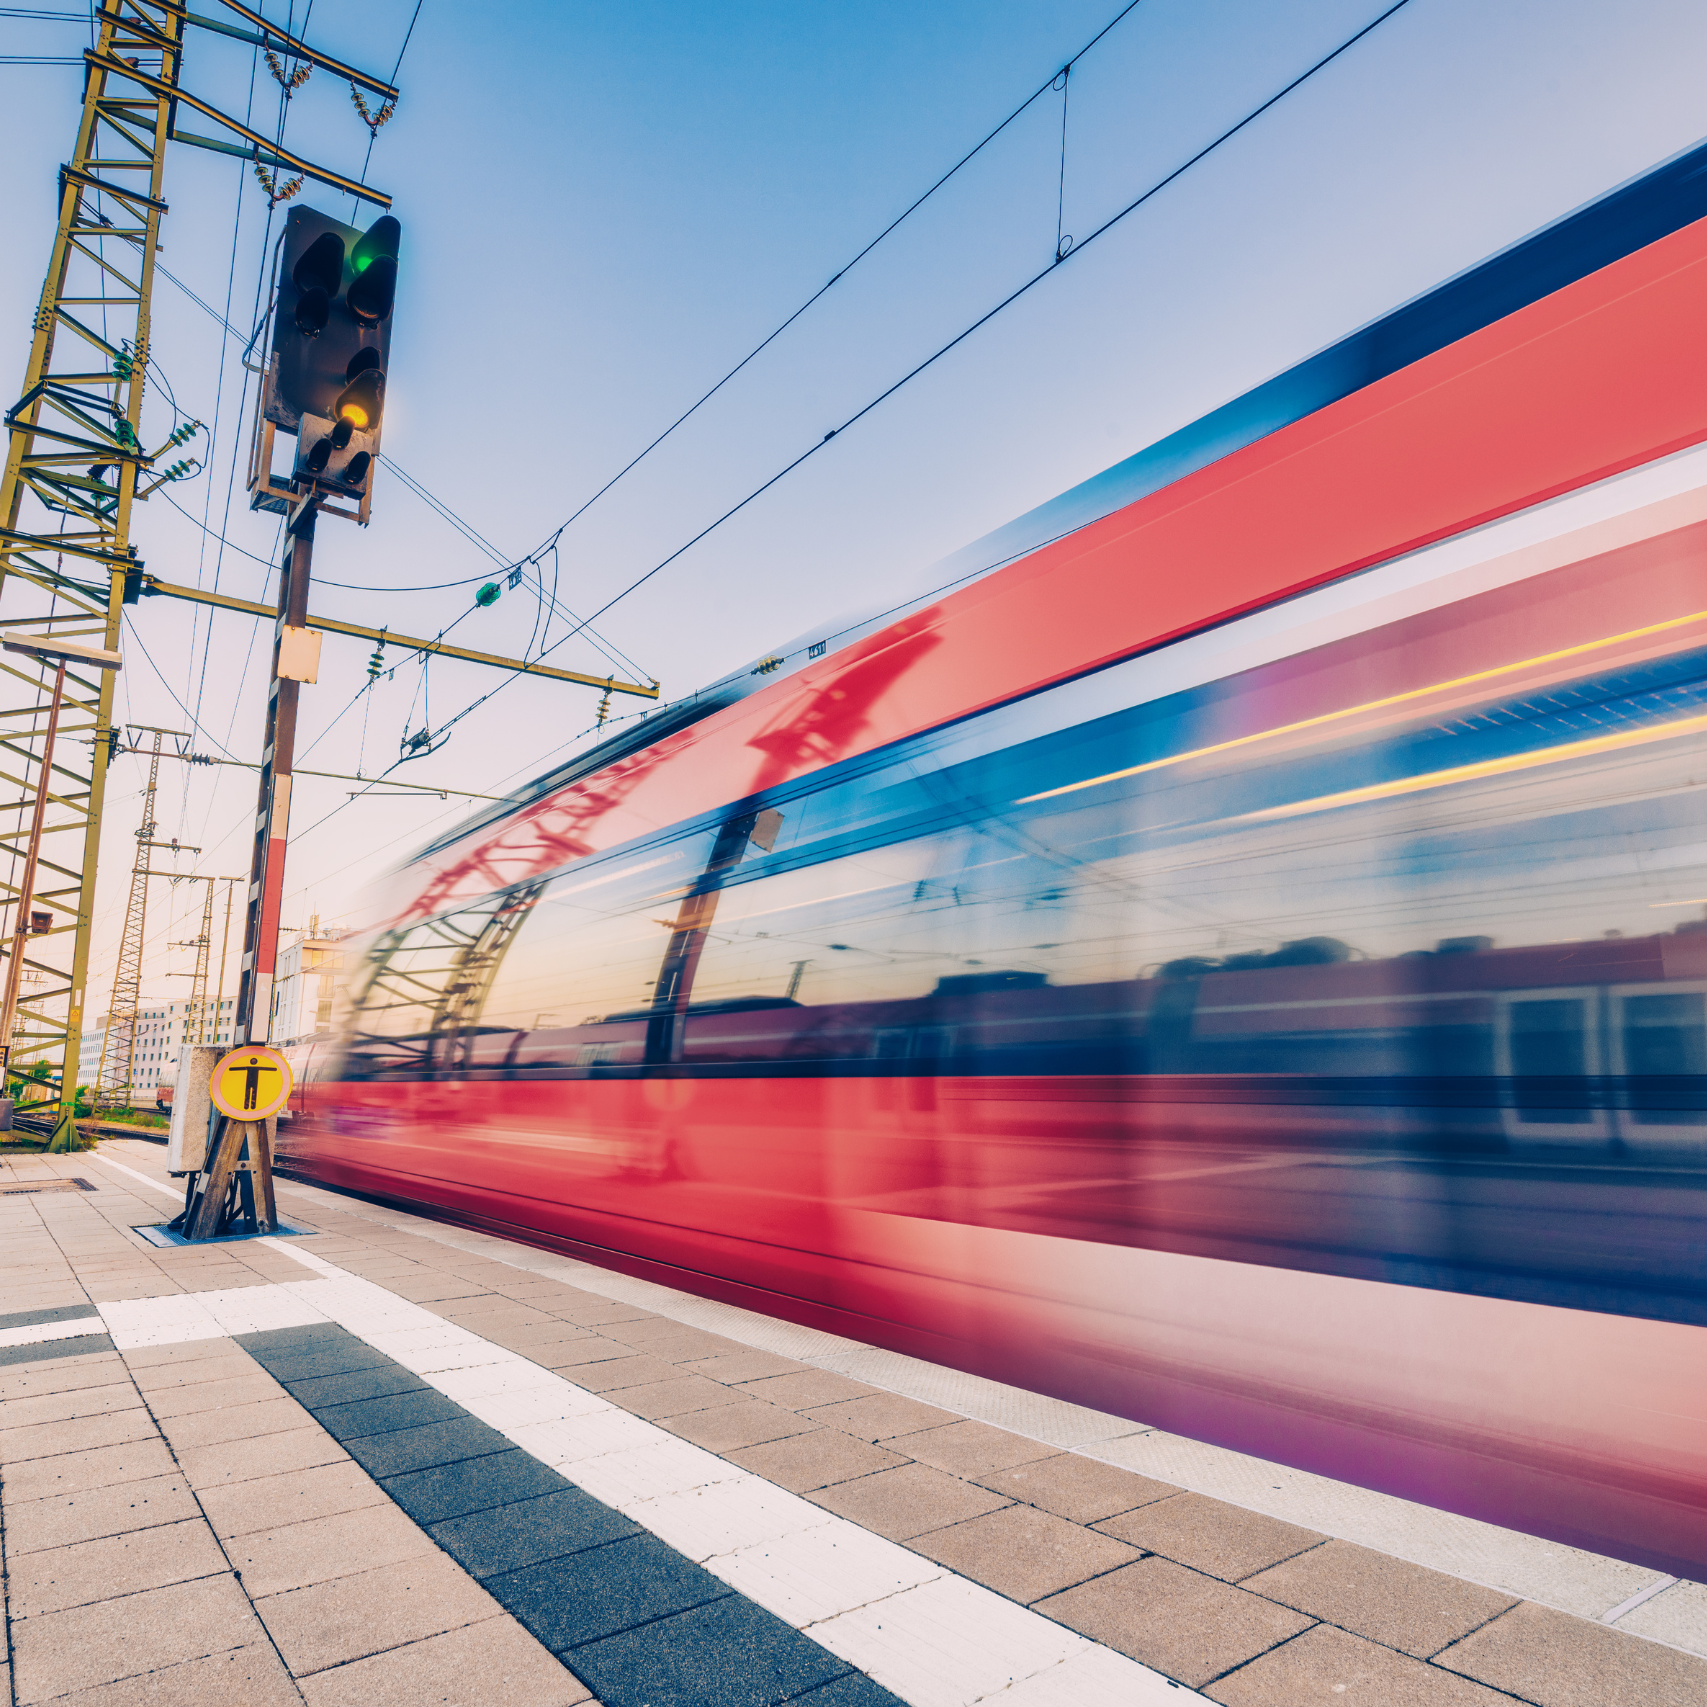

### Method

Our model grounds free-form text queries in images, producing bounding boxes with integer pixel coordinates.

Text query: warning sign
[209,1044,293,1122]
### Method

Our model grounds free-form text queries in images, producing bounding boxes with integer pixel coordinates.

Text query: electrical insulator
[367,643,385,681]
[475,583,501,607]
[113,348,135,381]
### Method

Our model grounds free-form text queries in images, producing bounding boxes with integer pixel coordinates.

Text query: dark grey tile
[486,1534,729,1650]
[0,1334,112,1368]
[345,1416,515,1478]
[0,1303,97,1331]
[791,1675,907,1707]
[382,1447,567,1523]
[568,1594,850,1707]
[313,1387,466,1440]
[281,1363,427,1408]
[238,1332,392,1382]
[237,1324,362,1357]
[428,1488,640,1577]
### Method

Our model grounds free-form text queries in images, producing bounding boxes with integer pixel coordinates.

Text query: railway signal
[266,209,400,496]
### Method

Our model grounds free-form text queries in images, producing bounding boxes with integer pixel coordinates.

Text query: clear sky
[4,0,1706,1012]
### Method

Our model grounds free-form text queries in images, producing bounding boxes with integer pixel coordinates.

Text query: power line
[492,0,1418,691]
[536,0,1152,550]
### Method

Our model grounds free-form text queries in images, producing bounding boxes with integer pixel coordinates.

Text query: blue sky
[4,0,1707,1004]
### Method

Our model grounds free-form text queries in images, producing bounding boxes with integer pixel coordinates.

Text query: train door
[1608,983,1707,1145]
[1494,988,1612,1142]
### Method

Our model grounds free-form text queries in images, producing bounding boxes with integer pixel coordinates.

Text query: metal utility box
[167,1046,222,1175]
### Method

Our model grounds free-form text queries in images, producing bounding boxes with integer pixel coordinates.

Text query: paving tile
[910,1501,1141,1603]
[177,1424,348,1489]
[5,1473,199,1554]
[1097,1490,1326,1583]
[1435,1599,1707,1706]
[887,1419,1055,1479]
[255,1550,501,1675]
[124,1341,252,1374]
[727,1428,909,1492]
[0,1353,123,1401]
[976,1451,1179,1523]
[158,1395,314,1450]
[127,1354,256,1392]
[0,1331,115,1372]
[364,1273,493,1303]
[1036,1555,1314,1689]
[382,1446,567,1524]
[1244,1538,1518,1657]
[807,1462,1012,1541]
[428,1486,641,1577]
[602,1320,737,1356]
[143,1373,284,1419]
[236,1343,391,1385]
[33,1643,303,1706]
[0,1302,102,1331]
[296,1615,592,1706]
[543,1336,639,1369]
[278,1363,427,1407]
[10,1572,264,1702]
[0,1381,138,1431]
[0,1406,156,1462]
[659,1398,818,1453]
[227,1500,435,1596]
[789,1677,908,1706]
[339,1413,513,1478]
[804,1391,960,1441]
[605,1372,740,1419]
[1208,1624,1513,1705]
[8,1517,229,1615]
[194,1459,386,1541]
[682,1350,813,1384]
[559,1352,684,1393]
[569,1592,850,1707]
[735,1370,881,1411]
[485,1532,730,1649]
[311,1386,466,1440]
[2,1436,178,1501]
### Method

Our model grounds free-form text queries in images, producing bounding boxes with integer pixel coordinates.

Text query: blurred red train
[282,147,1707,1576]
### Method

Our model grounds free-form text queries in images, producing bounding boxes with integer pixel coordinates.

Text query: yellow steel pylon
[0,4,185,1148]
[0,3,395,1150]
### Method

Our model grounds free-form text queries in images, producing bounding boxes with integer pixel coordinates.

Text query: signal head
[347,216,400,325]
[290,232,345,337]
[333,367,385,432]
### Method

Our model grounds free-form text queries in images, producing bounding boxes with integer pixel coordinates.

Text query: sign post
[180,1044,292,1239]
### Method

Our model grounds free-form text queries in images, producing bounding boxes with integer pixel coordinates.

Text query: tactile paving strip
[238,1321,906,1707]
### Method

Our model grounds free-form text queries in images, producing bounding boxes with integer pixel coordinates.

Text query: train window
[1622,992,1707,1124]
[345,539,1707,1091]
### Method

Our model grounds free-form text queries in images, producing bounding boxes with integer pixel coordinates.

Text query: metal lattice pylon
[93,728,166,1110]
[0,5,186,1147]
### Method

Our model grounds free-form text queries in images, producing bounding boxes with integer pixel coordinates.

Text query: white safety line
[79,1229,1200,1706]
[1602,1575,1681,1624]
[0,1316,104,1348]
[89,1152,182,1200]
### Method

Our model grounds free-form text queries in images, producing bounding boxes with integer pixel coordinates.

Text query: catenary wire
[534,0,1151,553]
[477,0,1417,704]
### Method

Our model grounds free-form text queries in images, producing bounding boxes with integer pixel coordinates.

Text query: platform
[0,1140,1702,1706]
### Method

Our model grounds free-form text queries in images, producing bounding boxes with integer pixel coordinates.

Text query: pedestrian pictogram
[209,1045,293,1122]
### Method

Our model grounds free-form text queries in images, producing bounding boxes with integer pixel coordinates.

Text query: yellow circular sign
[209,1044,293,1122]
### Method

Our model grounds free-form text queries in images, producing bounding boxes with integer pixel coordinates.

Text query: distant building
[272,918,348,1046]
[127,997,238,1088]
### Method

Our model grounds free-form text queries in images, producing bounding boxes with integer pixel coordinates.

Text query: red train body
[282,155,1707,1575]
